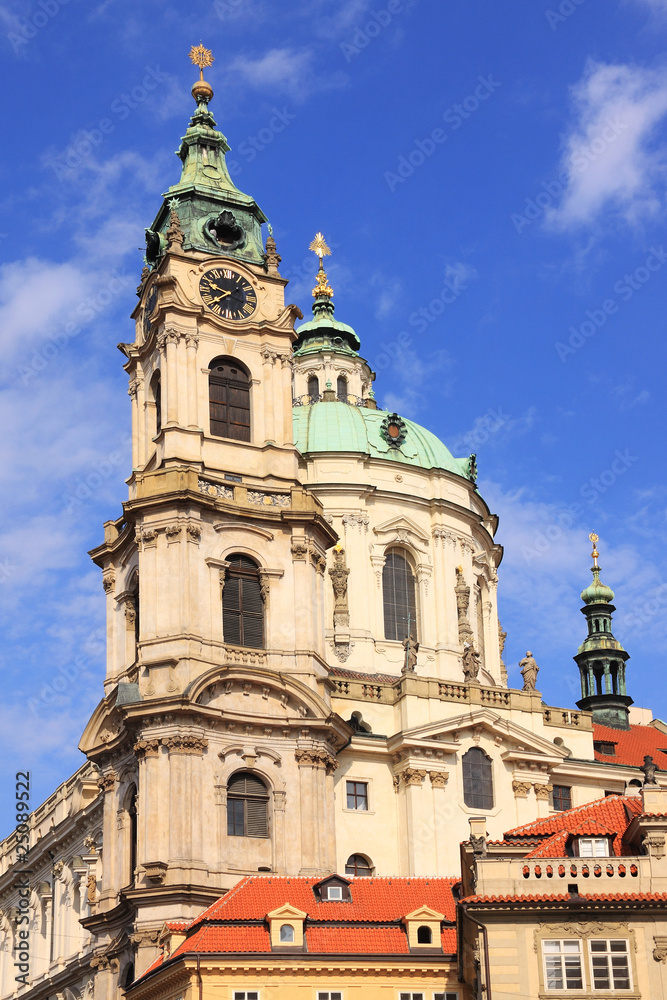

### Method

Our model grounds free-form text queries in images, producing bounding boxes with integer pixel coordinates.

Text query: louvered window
[223,555,264,648]
[227,772,269,838]
[462,747,494,810]
[336,375,348,402]
[151,371,161,436]
[209,358,251,441]
[382,549,417,641]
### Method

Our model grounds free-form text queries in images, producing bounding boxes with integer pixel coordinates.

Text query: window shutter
[240,576,264,648]
[222,577,242,646]
[209,359,250,442]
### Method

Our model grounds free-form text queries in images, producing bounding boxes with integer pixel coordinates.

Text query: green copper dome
[580,567,615,605]
[293,402,473,477]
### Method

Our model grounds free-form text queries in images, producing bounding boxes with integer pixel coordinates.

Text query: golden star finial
[309,232,331,261]
[189,43,214,80]
[589,531,600,568]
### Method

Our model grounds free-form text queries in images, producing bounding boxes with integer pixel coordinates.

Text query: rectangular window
[327,886,343,900]
[552,785,572,811]
[543,940,584,990]
[318,993,343,1000]
[593,741,616,756]
[227,798,245,837]
[399,994,425,1000]
[346,780,368,810]
[578,837,609,857]
[589,940,631,991]
[234,994,259,1000]
[434,994,458,1000]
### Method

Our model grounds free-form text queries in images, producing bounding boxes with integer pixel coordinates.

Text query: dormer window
[594,741,616,756]
[314,874,351,901]
[578,837,610,858]
[327,886,343,900]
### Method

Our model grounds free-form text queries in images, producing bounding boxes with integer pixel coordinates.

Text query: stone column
[260,348,277,443]
[164,328,179,425]
[185,331,199,428]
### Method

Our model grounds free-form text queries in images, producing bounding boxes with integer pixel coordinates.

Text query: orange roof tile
[463,892,667,904]
[505,794,642,842]
[593,722,667,767]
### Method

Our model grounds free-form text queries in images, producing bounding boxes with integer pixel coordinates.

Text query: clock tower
[80,48,346,993]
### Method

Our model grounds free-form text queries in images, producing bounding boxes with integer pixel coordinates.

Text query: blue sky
[1,0,667,832]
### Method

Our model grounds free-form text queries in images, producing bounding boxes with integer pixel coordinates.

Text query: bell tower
[575,533,632,729]
[80,48,347,994]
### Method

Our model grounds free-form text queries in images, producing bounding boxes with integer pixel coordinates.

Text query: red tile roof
[191,875,459,926]
[463,892,667,904]
[504,794,643,852]
[593,721,667,767]
[136,875,460,981]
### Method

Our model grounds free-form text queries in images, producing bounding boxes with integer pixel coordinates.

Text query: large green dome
[292,402,473,478]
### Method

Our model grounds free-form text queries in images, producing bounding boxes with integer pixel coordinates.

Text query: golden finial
[309,232,334,299]
[189,43,214,79]
[309,232,331,260]
[589,531,600,568]
[189,44,214,103]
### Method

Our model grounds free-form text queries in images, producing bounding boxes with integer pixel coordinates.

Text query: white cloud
[546,61,667,230]
[227,47,347,100]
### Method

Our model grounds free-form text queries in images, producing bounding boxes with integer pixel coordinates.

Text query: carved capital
[97,771,116,791]
[162,735,208,755]
[512,780,532,798]
[397,767,427,786]
[134,738,161,758]
[295,748,338,772]
[533,782,553,800]
[291,539,308,561]
[165,524,182,539]
[653,936,667,962]
[429,770,449,787]
[186,523,202,543]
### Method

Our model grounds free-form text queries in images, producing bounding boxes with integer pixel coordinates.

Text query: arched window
[417,926,432,944]
[222,555,264,648]
[227,772,269,838]
[307,375,319,403]
[209,357,251,441]
[150,371,161,436]
[382,549,417,641]
[336,375,348,402]
[462,747,493,810]
[279,924,294,943]
[345,853,373,876]
[128,786,138,885]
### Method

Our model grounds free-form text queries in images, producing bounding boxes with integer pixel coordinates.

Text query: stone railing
[198,477,291,509]
[543,707,591,730]
[474,855,650,897]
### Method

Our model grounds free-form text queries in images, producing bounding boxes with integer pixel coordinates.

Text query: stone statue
[519,651,539,692]
[641,754,659,786]
[470,833,487,857]
[328,545,350,629]
[462,642,481,681]
[402,634,419,674]
[455,567,473,642]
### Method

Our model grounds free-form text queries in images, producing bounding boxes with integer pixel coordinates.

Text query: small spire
[189,43,214,106]
[309,232,334,300]
[589,531,600,568]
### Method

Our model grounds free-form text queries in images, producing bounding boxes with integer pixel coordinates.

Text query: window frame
[233,992,260,1000]
[226,771,270,839]
[461,746,494,811]
[209,357,251,442]
[577,837,610,858]
[344,853,373,877]
[326,886,343,901]
[279,924,294,943]
[542,939,585,992]
[317,993,343,1000]
[588,939,632,992]
[382,548,419,643]
[222,554,264,649]
[552,784,572,811]
[345,780,369,811]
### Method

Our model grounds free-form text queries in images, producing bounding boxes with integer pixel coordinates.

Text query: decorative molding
[653,936,667,962]
[247,490,291,508]
[96,772,116,791]
[396,767,428,786]
[142,860,168,885]
[342,513,369,531]
[162,735,208,756]
[186,523,202,542]
[432,527,458,547]
[294,748,339,773]
[330,640,354,663]
[133,738,161,759]
[199,478,234,500]
[291,538,308,561]
[102,571,116,594]
[165,524,182,540]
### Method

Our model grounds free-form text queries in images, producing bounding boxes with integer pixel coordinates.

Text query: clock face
[199,267,257,321]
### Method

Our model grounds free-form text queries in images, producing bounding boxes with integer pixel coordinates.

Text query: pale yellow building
[1,52,666,1000]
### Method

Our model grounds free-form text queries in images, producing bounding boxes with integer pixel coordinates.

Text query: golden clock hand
[209,289,233,303]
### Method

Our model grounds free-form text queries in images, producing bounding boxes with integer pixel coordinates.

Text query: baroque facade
[1,51,666,1000]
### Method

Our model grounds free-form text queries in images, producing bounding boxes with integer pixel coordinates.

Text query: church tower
[575,533,632,729]
[79,48,347,991]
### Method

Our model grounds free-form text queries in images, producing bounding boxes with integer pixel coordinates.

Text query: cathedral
[1,48,665,1000]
